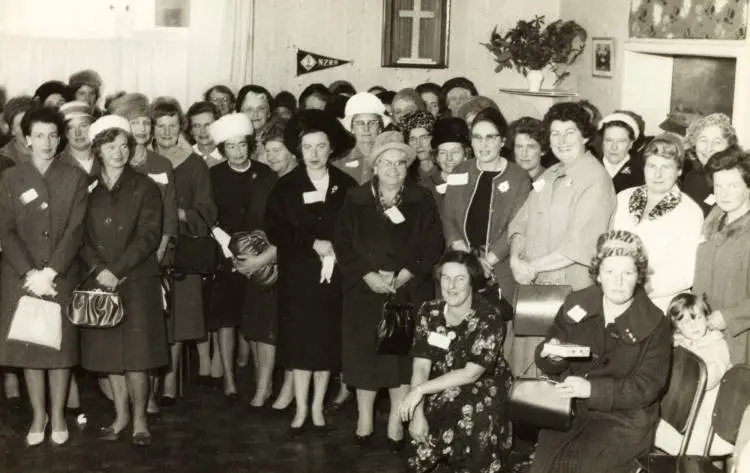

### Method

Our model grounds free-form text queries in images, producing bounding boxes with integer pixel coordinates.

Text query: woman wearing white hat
[206,113,278,406]
[334,131,443,450]
[598,111,646,193]
[79,116,167,446]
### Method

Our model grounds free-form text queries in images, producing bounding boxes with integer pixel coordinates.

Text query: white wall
[251,0,560,119]
[559,0,630,115]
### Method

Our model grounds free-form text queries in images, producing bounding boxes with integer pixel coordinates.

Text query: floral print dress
[408,296,513,473]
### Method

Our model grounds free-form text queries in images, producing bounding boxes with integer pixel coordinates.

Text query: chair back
[513,284,572,337]
[710,364,750,451]
[660,346,708,455]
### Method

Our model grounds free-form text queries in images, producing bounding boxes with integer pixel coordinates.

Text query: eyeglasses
[471,134,501,144]
[210,97,233,106]
[378,159,407,170]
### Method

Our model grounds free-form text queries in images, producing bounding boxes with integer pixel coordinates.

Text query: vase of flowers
[482,16,588,91]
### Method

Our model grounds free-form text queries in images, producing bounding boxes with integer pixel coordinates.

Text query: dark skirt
[240,281,277,345]
[167,274,206,343]
[80,276,169,373]
[208,269,245,330]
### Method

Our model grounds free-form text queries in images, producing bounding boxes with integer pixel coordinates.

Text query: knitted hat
[455,96,499,123]
[341,92,391,131]
[3,95,36,127]
[366,130,417,168]
[110,93,150,121]
[89,115,131,142]
[59,101,92,122]
[34,80,70,104]
[208,113,254,145]
[401,110,436,137]
[68,69,103,92]
[432,117,470,149]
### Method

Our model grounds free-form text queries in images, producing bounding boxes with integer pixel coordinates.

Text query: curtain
[0,0,254,108]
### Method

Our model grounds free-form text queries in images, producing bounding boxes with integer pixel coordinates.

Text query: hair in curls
[20,106,64,137]
[506,116,544,150]
[150,97,186,130]
[588,230,650,287]
[541,102,596,148]
[203,85,236,104]
[185,101,220,144]
[91,128,136,163]
[705,144,750,188]
[435,250,487,293]
[236,85,275,113]
[643,133,686,169]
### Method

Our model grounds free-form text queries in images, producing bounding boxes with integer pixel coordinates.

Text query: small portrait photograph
[592,37,614,77]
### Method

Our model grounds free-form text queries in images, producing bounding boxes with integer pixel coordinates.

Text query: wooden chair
[636,346,708,472]
[644,364,750,473]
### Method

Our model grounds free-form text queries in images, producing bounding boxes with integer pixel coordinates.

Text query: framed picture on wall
[382,0,451,68]
[592,37,614,78]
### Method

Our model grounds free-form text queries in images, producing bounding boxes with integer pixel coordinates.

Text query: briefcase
[507,377,573,431]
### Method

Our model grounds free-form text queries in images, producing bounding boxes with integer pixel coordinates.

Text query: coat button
[42,231,49,238]
[104,217,112,225]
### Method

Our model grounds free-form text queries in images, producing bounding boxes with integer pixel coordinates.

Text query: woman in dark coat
[0,107,87,446]
[334,130,444,448]
[531,230,672,473]
[266,109,357,433]
[79,117,167,446]
[597,112,646,193]
[207,113,277,405]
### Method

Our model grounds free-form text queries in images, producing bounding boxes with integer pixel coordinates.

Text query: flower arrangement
[482,16,588,86]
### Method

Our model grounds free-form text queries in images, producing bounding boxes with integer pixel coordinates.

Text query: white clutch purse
[7,295,62,350]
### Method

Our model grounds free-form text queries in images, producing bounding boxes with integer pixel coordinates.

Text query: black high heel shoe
[387,437,405,453]
[354,431,374,447]
[287,421,307,438]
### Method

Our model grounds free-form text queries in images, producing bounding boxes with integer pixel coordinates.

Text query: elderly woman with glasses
[204,85,236,117]
[401,111,439,191]
[334,131,443,451]
[335,92,390,185]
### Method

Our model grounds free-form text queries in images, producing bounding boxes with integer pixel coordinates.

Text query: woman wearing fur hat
[401,110,438,197]
[33,81,70,109]
[0,95,36,165]
[266,109,357,434]
[68,69,103,117]
[429,117,471,208]
[150,97,217,405]
[333,130,443,450]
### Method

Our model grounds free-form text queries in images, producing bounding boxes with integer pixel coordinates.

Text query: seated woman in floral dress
[399,250,512,473]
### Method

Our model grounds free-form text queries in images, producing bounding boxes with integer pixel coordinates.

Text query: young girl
[654,293,733,455]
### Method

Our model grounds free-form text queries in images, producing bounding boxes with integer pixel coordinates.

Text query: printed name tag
[344,159,360,168]
[532,179,546,192]
[567,305,587,323]
[435,183,448,194]
[704,194,716,206]
[446,173,469,186]
[427,332,451,350]
[302,191,325,204]
[384,206,405,224]
[20,188,38,204]
[148,172,169,185]
[87,180,98,193]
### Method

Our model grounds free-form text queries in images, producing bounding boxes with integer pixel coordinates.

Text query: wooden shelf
[499,88,579,98]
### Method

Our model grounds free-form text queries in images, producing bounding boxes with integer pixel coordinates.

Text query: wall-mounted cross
[398,0,435,60]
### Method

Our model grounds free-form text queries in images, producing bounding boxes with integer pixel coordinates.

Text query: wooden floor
[0,361,533,473]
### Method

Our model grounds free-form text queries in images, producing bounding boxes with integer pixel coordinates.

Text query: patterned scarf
[628,185,682,223]
[371,176,404,219]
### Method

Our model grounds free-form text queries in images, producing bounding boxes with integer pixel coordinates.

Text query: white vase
[526,69,544,92]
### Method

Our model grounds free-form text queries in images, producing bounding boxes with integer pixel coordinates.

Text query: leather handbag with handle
[513,284,572,337]
[508,361,574,431]
[375,300,415,356]
[68,269,125,328]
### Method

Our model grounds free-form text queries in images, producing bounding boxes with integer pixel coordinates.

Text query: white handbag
[7,295,63,350]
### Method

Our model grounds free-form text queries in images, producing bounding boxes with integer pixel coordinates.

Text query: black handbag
[375,300,415,356]
[68,270,125,328]
[172,234,218,275]
[507,377,574,431]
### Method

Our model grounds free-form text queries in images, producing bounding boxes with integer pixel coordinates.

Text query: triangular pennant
[296,49,352,76]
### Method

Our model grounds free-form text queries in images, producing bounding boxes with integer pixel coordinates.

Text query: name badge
[302,191,324,204]
[384,206,405,224]
[435,183,448,195]
[446,173,469,186]
[567,305,587,323]
[427,332,451,350]
[20,188,38,204]
[149,172,169,185]
[88,180,99,193]
[344,159,360,168]
[704,194,716,206]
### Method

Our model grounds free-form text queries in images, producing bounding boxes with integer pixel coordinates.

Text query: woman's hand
[450,240,470,253]
[363,272,396,294]
[399,387,424,422]
[539,338,563,361]
[510,256,536,284]
[393,269,414,290]
[707,310,727,331]
[555,376,591,399]
[408,411,430,444]
[177,208,187,222]
[96,269,120,290]
[312,239,334,257]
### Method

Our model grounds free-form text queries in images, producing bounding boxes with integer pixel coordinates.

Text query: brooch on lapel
[497,181,510,193]
[331,185,339,194]
[252,173,257,180]
[621,167,631,175]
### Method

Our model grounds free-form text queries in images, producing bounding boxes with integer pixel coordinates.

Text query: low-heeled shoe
[387,437,405,453]
[132,432,152,446]
[354,432,374,447]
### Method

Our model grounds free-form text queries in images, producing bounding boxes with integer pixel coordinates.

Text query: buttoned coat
[0,160,87,368]
[79,167,167,372]
[530,285,672,473]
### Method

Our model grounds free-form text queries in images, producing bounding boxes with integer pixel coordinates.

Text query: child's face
[676,313,709,341]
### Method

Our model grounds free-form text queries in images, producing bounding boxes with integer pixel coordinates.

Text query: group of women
[0,73,749,473]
